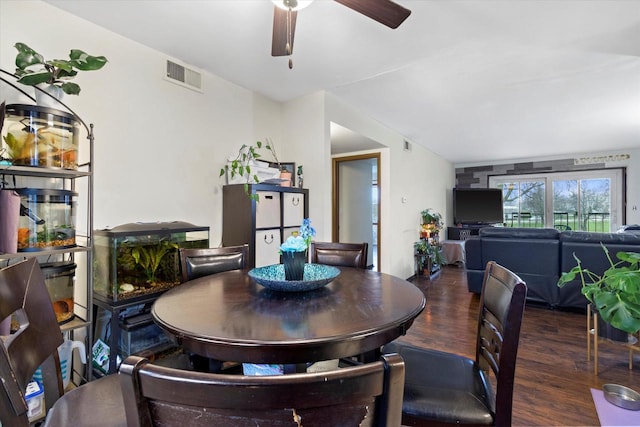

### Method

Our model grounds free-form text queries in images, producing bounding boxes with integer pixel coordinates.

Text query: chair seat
[44,374,127,427]
[384,342,495,425]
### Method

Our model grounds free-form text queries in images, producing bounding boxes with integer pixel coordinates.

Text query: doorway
[332,154,381,271]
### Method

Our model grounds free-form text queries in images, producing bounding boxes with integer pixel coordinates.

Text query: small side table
[441,240,466,266]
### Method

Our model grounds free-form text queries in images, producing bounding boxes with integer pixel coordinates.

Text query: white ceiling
[44,0,640,164]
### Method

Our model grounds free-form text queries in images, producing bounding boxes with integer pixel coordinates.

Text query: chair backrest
[120,353,404,427]
[476,261,527,427]
[310,241,368,269]
[178,245,248,283]
[0,258,64,426]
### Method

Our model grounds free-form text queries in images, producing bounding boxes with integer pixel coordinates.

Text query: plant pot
[35,84,64,108]
[595,310,633,343]
[282,250,305,281]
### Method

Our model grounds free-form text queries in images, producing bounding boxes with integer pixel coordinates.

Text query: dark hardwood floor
[401,266,640,426]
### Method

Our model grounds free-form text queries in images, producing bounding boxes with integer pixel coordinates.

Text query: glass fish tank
[93,221,209,304]
[16,188,77,251]
[1,104,79,170]
[41,262,76,324]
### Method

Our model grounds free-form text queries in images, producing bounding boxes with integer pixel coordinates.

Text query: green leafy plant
[219,140,280,201]
[131,241,179,283]
[558,244,640,333]
[415,240,446,273]
[421,208,443,230]
[14,42,107,95]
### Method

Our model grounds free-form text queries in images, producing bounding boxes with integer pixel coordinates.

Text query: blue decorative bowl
[248,264,341,292]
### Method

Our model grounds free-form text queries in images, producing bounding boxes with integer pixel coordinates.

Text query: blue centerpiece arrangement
[248,218,340,292]
[280,236,307,280]
[280,218,315,281]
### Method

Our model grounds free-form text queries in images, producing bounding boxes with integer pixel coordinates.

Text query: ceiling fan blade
[333,0,411,29]
[272,6,298,57]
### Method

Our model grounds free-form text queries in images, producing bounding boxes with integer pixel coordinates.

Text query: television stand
[447,224,496,240]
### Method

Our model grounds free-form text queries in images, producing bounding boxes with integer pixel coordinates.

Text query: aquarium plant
[131,241,179,284]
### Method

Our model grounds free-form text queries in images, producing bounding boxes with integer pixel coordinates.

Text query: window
[490,169,623,231]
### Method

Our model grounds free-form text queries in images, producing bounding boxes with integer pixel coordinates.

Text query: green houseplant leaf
[13,42,107,95]
[14,42,45,70]
[68,49,108,71]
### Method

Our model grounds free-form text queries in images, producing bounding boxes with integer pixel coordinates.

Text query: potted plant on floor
[558,244,640,339]
[415,239,446,277]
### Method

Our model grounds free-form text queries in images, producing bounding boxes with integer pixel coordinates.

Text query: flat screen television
[453,188,504,225]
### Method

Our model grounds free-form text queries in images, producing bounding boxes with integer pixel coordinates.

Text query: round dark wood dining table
[152,267,425,364]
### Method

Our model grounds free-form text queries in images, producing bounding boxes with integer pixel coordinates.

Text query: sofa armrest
[464,236,482,270]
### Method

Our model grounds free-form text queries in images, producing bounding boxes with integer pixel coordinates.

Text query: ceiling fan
[271,0,411,68]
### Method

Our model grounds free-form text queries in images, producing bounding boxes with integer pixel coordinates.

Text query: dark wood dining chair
[310,241,368,269]
[383,261,527,427]
[0,258,64,426]
[178,244,248,283]
[178,244,249,372]
[119,352,405,427]
[0,258,127,427]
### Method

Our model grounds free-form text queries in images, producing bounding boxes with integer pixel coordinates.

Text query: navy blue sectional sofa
[465,227,640,310]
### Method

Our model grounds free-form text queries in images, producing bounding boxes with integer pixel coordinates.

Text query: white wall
[255,90,457,278]
[280,92,330,239]
[324,94,455,278]
[0,1,283,248]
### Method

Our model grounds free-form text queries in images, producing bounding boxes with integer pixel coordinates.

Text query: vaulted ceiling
[45,0,640,164]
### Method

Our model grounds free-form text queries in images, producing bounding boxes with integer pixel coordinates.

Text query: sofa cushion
[479,227,560,240]
[561,231,640,245]
[481,238,560,276]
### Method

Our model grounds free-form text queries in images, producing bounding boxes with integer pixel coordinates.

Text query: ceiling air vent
[165,59,203,93]
[403,140,412,152]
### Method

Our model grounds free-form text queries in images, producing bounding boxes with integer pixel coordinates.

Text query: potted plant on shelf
[420,208,443,240]
[219,141,270,201]
[13,42,108,102]
[415,239,446,277]
[219,139,286,200]
[220,141,264,183]
[558,244,640,339]
[280,218,316,281]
